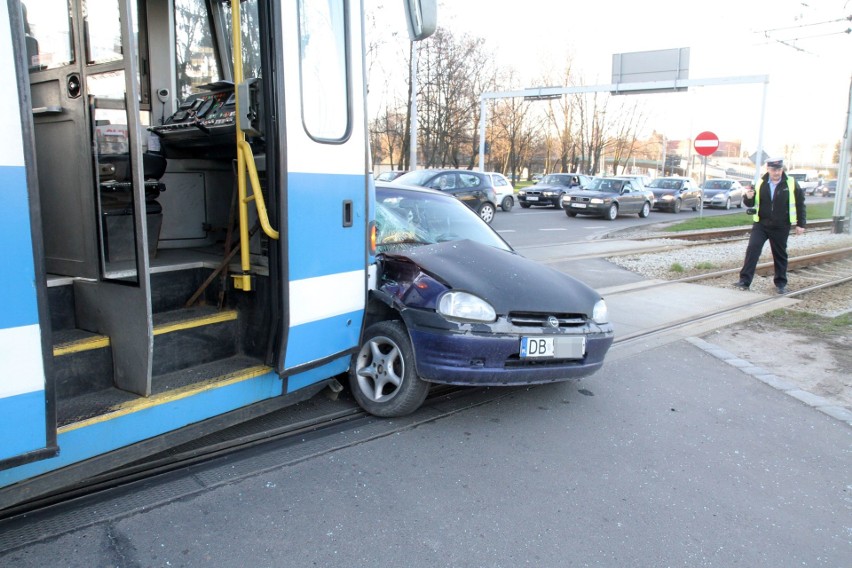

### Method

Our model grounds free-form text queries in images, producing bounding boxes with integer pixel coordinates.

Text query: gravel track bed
[609,231,852,316]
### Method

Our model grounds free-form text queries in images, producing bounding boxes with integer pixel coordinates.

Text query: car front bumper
[519,194,561,206]
[567,202,610,216]
[402,310,614,386]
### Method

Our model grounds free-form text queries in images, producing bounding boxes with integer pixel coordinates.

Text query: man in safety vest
[733,157,806,294]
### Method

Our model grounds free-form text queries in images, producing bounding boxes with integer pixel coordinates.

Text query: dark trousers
[739,222,790,287]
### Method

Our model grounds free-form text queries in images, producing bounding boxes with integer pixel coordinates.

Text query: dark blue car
[350,183,615,416]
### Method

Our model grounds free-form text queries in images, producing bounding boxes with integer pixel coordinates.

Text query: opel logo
[547,316,559,328]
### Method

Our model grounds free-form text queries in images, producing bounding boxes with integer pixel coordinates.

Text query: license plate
[527,196,539,201]
[520,336,586,359]
[571,202,587,209]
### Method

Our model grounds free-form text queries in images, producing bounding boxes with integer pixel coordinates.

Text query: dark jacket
[743,172,806,228]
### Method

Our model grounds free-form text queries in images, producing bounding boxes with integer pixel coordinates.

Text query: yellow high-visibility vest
[752,176,797,224]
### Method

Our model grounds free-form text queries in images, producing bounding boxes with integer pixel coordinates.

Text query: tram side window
[298,0,349,141]
[23,0,75,71]
[174,0,223,99]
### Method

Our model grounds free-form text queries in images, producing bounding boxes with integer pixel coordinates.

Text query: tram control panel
[150,79,263,159]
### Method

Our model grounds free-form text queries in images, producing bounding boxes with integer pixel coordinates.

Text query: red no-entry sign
[694,131,719,157]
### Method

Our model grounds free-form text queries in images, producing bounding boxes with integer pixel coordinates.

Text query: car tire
[566,210,577,217]
[724,198,731,210]
[478,202,496,224]
[605,203,618,221]
[737,199,743,208]
[555,193,565,209]
[672,199,682,214]
[691,201,698,211]
[520,202,531,209]
[638,201,651,218]
[501,196,514,212]
[350,320,429,417]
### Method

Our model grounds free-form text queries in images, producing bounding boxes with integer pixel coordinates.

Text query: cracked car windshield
[376,187,510,252]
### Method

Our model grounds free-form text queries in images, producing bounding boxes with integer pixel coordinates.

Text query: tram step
[152,306,240,376]
[52,329,114,398]
[51,306,241,399]
[150,268,223,314]
[57,355,270,429]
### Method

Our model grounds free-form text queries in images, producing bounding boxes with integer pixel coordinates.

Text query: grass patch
[664,202,835,232]
[759,309,851,337]
[694,261,715,269]
[670,263,684,273]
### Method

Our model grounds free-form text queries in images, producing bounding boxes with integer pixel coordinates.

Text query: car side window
[459,174,481,188]
[432,174,456,190]
[493,176,507,187]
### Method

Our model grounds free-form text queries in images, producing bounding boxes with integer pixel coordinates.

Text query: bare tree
[416,28,492,168]
[576,92,609,175]
[608,99,649,175]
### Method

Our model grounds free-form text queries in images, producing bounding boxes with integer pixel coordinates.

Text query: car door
[620,181,641,213]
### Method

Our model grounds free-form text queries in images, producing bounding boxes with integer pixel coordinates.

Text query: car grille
[569,196,590,203]
[508,312,587,328]
[525,190,542,196]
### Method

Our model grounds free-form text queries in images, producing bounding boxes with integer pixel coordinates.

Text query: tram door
[27,0,155,396]
[277,0,368,386]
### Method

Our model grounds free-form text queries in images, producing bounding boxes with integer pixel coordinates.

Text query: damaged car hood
[381,240,601,315]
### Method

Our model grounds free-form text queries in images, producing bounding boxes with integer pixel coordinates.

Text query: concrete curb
[685,336,852,426]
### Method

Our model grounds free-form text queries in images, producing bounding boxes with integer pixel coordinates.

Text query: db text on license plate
[527,196,539,201]
[520,336,586,359]
[571,202,587,208]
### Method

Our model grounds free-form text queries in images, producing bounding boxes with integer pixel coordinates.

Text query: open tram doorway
[21,0,281,407]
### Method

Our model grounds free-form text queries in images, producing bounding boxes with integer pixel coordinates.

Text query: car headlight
[519,190,526,196]
[437,291,496,322]
[592,299,609,324]
[590,198,604,204]
[543,191,555,197]
[662,194,674,200]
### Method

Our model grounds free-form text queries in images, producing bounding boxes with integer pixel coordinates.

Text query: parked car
[702,179,744,209]
[392,169,498,223]
[486,171,515,212]
[360,183,615,416]
[562,176,652,220]
[375,170,408,182]
[646,176,702,213]
[517,173,591,209]
[531,173,544,183]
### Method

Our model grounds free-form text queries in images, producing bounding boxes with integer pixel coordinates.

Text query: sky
[370,0,851,167]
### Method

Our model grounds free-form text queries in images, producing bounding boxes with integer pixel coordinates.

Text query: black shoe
[776,286,787,294]
[733,280,749,290]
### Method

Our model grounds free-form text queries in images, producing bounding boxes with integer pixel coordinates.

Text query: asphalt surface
[1,338,850,567]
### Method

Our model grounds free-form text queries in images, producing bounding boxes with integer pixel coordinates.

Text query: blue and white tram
[0,0,435,512]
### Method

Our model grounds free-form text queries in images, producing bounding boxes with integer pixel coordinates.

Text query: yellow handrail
[231,0,279,292]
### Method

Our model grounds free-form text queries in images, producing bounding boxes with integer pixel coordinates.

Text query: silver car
[702,179,744,209]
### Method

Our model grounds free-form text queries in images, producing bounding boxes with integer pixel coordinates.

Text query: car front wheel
[566,210,577,217]
[605,203,618,220]
[501,196,514,212]
[350,321,429,417]
[638,201,651,218]
[724,197,731,210]
[520,202,531,209]
[478,202,496,223]
[672,199,682,213]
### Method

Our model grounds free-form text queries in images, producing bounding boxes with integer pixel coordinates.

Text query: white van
[787,170,820,194]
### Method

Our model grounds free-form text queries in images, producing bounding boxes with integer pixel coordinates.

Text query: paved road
[2,342,849,567]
